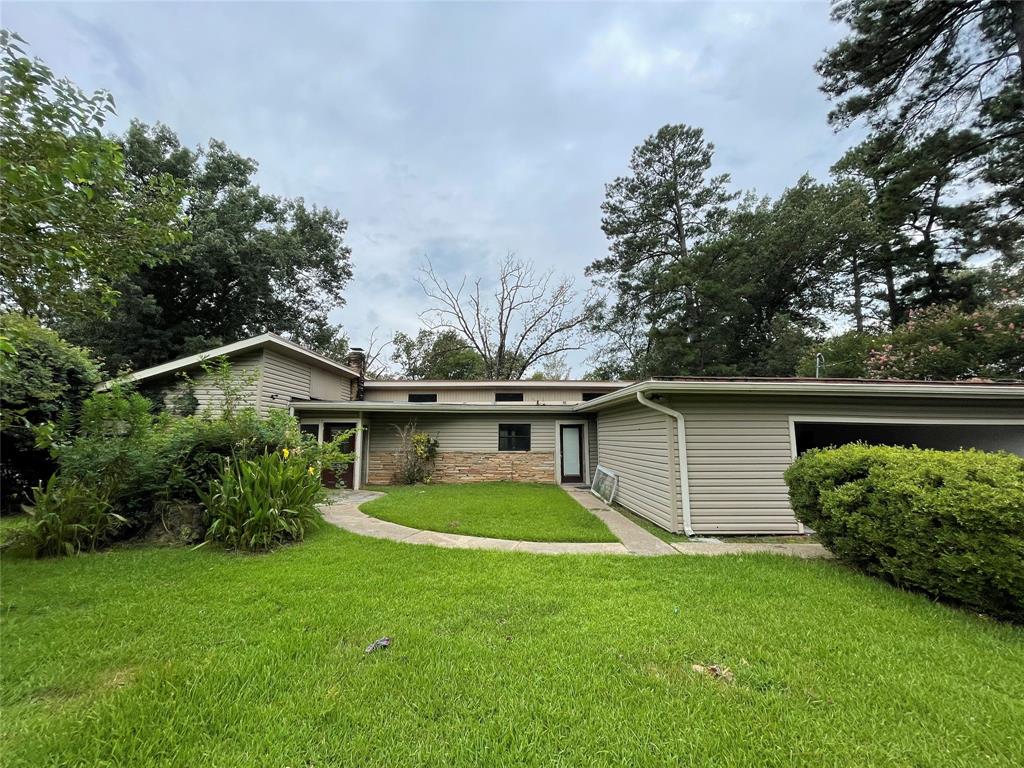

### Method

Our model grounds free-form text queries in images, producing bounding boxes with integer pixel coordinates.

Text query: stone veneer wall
[367,451,555,485]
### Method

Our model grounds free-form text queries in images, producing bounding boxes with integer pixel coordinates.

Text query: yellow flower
[307,466,316,475]
[282,447,290,459]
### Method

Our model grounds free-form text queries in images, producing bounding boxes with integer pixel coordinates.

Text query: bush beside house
[2,333,355,555]
[785,444,1024,622]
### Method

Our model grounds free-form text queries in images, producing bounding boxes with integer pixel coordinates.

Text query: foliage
[818,0,1022,274]
[418,253,596,379]
[785,444,1024,621]
[0,32,187,324]
[200,450,323,552]
[864,301,1024,380]
[362,482,617,542]
[390,329,486,380]
[22,475,125,557]
[0,313,100,512]
[62,121,353,372]
[391,421,439,484]
[796,330,875,379]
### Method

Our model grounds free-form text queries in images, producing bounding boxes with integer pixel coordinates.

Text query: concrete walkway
[319,489,831,559]
[563,487,678,556]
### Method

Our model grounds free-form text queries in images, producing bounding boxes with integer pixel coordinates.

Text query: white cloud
[581,22,701,83]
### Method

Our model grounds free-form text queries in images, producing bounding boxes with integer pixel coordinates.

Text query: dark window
[299,423,320,441]
[498,424,531,451]
[408,393,438,403]
[581,392,604,401]
[495,392,524,402]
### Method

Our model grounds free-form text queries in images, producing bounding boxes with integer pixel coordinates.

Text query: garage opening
[793,421,1024,457]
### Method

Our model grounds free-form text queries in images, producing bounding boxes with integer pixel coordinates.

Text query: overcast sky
[7,1,859,374]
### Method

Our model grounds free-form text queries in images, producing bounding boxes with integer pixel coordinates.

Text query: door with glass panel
[559,424,584,483]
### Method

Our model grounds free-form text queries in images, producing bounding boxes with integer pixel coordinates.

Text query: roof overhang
[100,333,360,389]
[573,378,1024,412]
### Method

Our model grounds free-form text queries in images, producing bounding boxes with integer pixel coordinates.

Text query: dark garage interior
[794,421,1024,457]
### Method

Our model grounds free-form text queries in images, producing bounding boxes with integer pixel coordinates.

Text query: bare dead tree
[362,326,395,379]
[417,253,597,380]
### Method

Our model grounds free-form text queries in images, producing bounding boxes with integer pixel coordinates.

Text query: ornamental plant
[785,444,1024,622]
[200,450,323,552]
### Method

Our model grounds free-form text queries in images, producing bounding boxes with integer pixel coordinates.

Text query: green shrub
[23,476,126,557]
[201,450,323,552]
[392,421,439,484]
[0,314,100,513]
[785,444,1024,621]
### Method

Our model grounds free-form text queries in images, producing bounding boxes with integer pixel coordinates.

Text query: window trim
[498,423,531,452]
[495,392,525,402]
[407,393,438,403]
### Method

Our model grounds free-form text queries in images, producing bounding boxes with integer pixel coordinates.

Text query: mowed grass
[2,527,1023,767]
[361,482,617,542]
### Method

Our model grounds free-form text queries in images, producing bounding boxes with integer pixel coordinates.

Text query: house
[118,333,1024,536]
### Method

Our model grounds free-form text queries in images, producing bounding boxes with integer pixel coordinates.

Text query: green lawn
[2,527,1023,766]
[361,482,617,542]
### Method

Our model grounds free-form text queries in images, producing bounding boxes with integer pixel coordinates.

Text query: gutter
[635,391,694,538]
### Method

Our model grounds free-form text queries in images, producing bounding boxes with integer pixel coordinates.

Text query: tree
[0,313,100,513]
[391,329,486,380]
[0,31,187,324]
[63,121,353,372]
[818,0,1023,256]
[417,253,595,380]
[587,124,735,374]
[832,132,987,327]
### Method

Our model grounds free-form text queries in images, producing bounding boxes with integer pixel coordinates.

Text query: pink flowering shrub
[866,302,1024,380]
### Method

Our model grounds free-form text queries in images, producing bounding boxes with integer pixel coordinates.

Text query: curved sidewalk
[320,490,830,558]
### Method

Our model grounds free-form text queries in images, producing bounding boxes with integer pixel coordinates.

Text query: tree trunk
[1011,0,1024,88]
[851,252,865,333]
[883,258,901,327]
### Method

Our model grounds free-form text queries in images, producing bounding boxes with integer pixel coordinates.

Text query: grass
[2,527,1023,766]
[612,503,819,545]
[361,482,617,542]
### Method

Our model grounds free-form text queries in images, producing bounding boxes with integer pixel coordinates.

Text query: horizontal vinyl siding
[260,350,311,414]
[587,415,598,484]
[666,394,1024,535]
[363,387,587,404]
[367,414,561,454]
[153,351,263,415]
[596,403,676,532]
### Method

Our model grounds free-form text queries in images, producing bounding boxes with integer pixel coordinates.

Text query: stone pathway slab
[564,487,678,556]
[320,489,831,559]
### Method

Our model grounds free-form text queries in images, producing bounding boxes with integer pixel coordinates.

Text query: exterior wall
[363,386,599,404]
[151,351,263,415]
[261,349,352,414]
[664,394,1024,535]
[367,450,554,484]
[363,412,566,485]
[595,402,678,532]
[586,414,598,484]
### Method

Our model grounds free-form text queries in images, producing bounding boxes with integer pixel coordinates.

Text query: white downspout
[636,390,695,537]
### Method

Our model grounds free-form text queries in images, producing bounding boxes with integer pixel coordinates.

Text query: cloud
[4,1,860,374]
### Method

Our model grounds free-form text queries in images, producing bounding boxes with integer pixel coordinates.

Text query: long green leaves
[201,451,323,552]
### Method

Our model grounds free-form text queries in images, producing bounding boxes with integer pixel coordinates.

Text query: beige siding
[596,403,677,532]
[154,351,262,415]
[363,387,590,404]
[367,414,560,455]
[259,349,353,414]
[665,394,1024,535]
[587,415,598,483]
[309,366,352,401]
[365,388,492,403]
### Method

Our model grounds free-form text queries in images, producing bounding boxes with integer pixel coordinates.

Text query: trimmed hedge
[785,444,1024,622]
